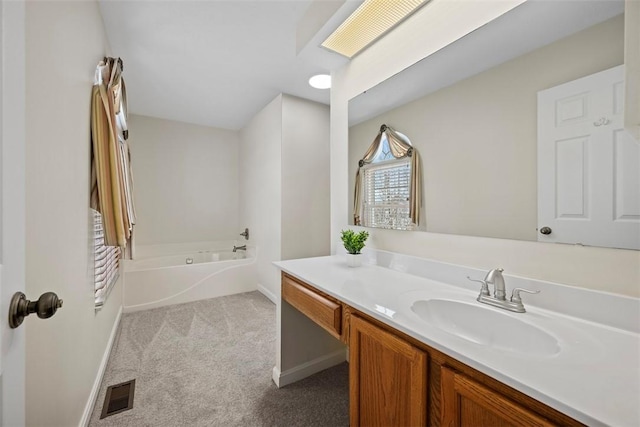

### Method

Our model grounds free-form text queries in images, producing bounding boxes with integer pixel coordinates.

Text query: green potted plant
[340,229,369,267]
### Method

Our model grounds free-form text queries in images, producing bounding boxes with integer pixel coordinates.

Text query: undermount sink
[411,299,560,357]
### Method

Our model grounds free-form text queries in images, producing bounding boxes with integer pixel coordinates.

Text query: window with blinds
[93,209,120,307]
[362,159,413,230]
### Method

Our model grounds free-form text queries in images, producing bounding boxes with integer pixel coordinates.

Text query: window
[362,159,413,230]
[93,209,121,308]
[361,133,413,230]
[91,57,132,307]
[354,125,421,229]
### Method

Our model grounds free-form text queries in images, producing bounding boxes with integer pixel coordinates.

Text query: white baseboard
[257,283,277,304]
[272,349,347,388]
[79,305,123,427]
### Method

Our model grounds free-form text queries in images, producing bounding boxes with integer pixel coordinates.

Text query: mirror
[349,0,639,250]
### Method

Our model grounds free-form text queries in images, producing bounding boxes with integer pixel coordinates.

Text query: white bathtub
[130,250,246,271]
[123,244,257,312]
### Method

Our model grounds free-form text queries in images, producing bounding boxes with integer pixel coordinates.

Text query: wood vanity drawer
[282,273,342,339]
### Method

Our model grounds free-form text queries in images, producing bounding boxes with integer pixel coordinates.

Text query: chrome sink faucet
[467,268,539,313]
[485,267,506,300]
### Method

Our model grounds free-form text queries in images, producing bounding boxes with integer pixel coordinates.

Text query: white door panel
[538,65,640,250]
[614,130,640,221]
[554,135,589,218]
[1,1,26,425]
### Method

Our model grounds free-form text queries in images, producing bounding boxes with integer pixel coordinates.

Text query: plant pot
[346,253,362,268]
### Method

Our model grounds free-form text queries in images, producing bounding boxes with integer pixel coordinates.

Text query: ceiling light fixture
[322,0,430,58]
[309,74,332,89]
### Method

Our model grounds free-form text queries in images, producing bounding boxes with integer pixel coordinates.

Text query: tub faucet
[233,245,246,253]
[467,268,539,313]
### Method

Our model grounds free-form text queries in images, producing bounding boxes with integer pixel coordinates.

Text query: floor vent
[100,379,135,419]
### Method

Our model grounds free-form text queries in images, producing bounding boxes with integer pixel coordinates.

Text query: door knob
[539,226,552,235]
[9,291,63,329]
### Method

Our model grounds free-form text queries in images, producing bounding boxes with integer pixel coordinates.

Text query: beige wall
[238,93,335,377]
[281,95,331,261]
[332,0,640,297]
[277,95,339,381]
[24,1,123,426]
[129,114,240,245]
[240,95,283,298]
[625,0,640,140]
[239,94,331,298]
[0,3,4,262]
[349,16,624,241]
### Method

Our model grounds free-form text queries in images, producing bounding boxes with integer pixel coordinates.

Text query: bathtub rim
[124,247,256,273]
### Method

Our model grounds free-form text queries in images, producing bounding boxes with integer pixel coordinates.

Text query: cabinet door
[441,366,553,427]
[350,315,427,426]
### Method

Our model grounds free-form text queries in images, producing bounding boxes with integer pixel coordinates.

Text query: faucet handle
[467,276,490,296]
[239,228,249,240]
[510,288,540,303]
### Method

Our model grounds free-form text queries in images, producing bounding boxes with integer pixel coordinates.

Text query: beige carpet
[89,291,349,426]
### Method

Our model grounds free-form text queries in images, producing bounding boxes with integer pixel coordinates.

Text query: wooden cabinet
[441,366,554,427]
[280,274,583,427]
[350,315,427,426]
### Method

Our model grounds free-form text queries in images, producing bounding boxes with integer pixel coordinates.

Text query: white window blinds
[93,209,120,307]
[362,159,413,230]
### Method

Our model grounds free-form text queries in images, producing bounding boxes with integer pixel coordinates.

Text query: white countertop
[275,253,640,427]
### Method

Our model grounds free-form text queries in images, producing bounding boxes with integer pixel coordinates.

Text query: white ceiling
[349,0,625,126]
[99,0,351,130]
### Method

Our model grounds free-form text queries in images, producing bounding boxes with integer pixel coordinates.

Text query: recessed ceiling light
[322,0,430,58]
[309,74,331,89]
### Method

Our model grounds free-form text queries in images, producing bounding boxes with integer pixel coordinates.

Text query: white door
[1,1,26,425]
[538,65,640,250]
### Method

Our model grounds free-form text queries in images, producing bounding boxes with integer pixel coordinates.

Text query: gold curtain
[90,57,136,249]
[353,124,422,226]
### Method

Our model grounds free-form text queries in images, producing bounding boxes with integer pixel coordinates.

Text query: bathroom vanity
[275,251,639,427]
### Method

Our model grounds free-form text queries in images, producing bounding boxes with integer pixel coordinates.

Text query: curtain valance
[353,124,422,227]
[90,57,136,249]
